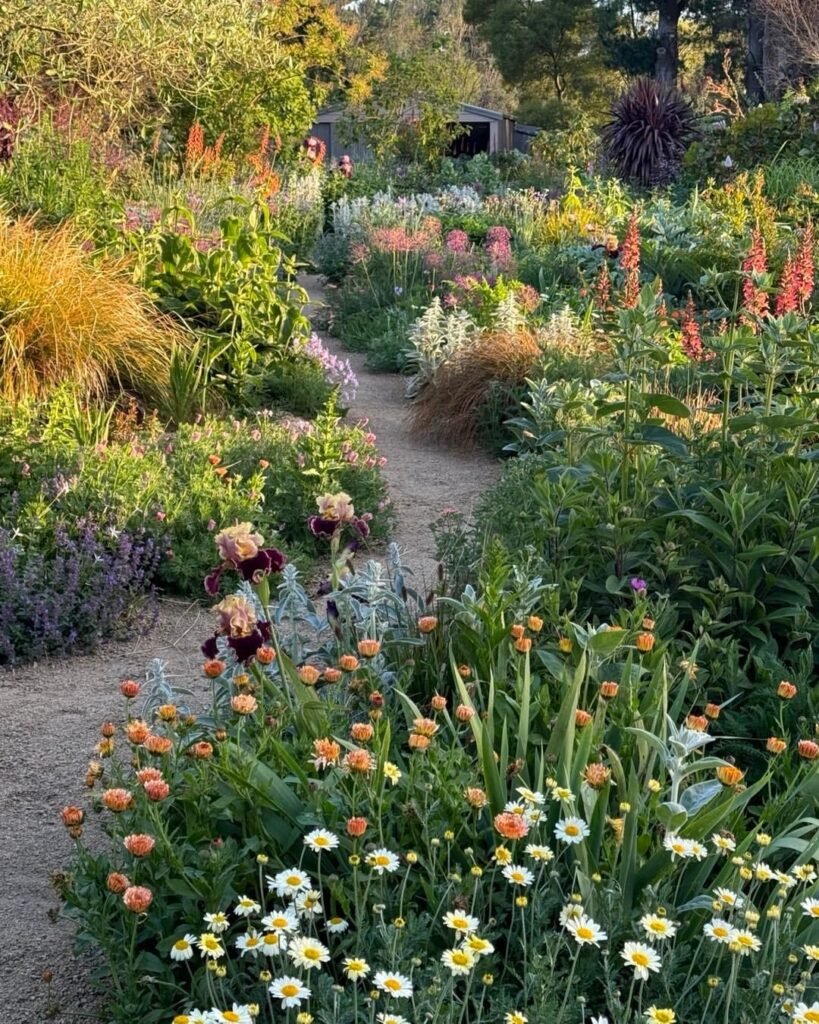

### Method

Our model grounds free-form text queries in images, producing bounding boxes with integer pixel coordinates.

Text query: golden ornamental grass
[409,328,543,448]
[0,219,184,403]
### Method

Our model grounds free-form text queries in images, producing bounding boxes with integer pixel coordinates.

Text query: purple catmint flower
[303,333,358,407]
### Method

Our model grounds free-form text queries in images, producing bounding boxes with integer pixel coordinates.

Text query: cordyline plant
[58,514,819,1024]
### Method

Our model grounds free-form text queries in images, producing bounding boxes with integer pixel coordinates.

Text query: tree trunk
[746,0,766,104]
[656,0,682,83]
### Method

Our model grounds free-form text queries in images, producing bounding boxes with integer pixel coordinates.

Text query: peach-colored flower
[213,594,257,638]
[316,491,355,521]
[798,739,819,760]
[204,659,226,678]
[458,664,471,678]
[527,615,544,633]
[705,702,721,719]
[600,681,619,698]
[417,616,438,633]
[413,717,439,737]
[256,646,276,665]
[136,767,163,785]
[350,722,374,742]
[686,715,708,732]
[215,522,264,564]
[143,780,170,801]
[125,720,150,744]
[231,694,258,715]
[101,788,133,812]
[323,667,342,684]
[431,694,447,712]
[408,733,430,751]
[106,872,130,893]
[494,812,529,840]
[777,681,797,699]
[156,704,177,722]
[465,787,488,809]
[357,639,381,658]
[338,654,360,672]
[343,748,376,773]
[716,765,744,786]
[575,709,592,728]
[642,617,655,630]
[120,679,141,698]
[123,885,153,913]
[60,806,85,828]
[95,738,115,758]
[558,636,573,653]
[514,637,532,653]
[346,816,368,837]
[510,624,525,639]
[124,834,156,857]
[583,763,611,789]
[455,704,475,722]
[192,741,214,759]
[143,734,173,755]
[767,737,787,754]
[100,721,117,738]
[311,738,341,770]
[298,665,321,686]
[635,632,655,653]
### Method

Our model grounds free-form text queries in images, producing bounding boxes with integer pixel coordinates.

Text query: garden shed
[310,102,530,162]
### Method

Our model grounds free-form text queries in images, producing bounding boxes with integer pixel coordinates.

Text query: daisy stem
[624,975,636,1023]
[698,987,715,1024]
[556,946,581,1023]
[722,954,739,1024]
[457,971,475,1024]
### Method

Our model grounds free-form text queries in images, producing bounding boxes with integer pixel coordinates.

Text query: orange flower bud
[120,679,140,698]
[60,806,85,828]
[125,720,150,744]
[203,659,225,678]
[575,709,592,728]
[101,788,133,812]
[357,639,381,658]
[123,834,156,857]
[527,615,544,633]
[457,664,471,678]
[600,681,619,698]
[143,779,170,801]
[417,615,438,633]
[413,717,439,736]
[455,704,475,722]
[156,704,177,722]
[256,646,276,665]
[798,739,819,760]
[705,702,721,720]
[465,787,488,808]
[192,741,214,759]
[514,636,532,653]
[686,715,708,732]
[338,654,360,672]
[766,736,787,754]
[298,665,321,686]
[346,816,368,837]
[716,765,744,786]
[494,812,529,840]
[510,624,525,639]
[777,681,797,699]
[369,691,384,708]
[106,872,130,893]
[635,632,655,653]
[430,694,447,712]
[408,733,431,751]
[558,637,573,653]
[642,617,655,630]
[123,885,153,913]
[350,722,374,742]
[583,763,611,789]
[231,694,258,714]
[143,733,173,755]
[323,667,342,684]
[100,722,117,738]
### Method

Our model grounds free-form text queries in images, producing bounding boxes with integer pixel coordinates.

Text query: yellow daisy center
[576,926,594,940]
[272,917,287,928]
[453,951,470,965]
[315,837,329,847]
[648,921,668,933]
[174,940,189,950]
[263,934,278,945]
[565,824,580,836]
[737,934,755,947]
[631,951,651,967]
[374,855,390,866]
[304,947,321,960]
[286,875,302,886]
[203,937,218,950]
[246,936,259,946]
[224,1014,240,1023]
[385,978,402,991]
[282,984,299,998]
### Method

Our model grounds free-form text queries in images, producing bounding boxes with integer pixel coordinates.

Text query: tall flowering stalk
[796,220,815,312]
[680,292,704,360]
[741,227,770,325]
[620,212,641,309]
[776,253,800,316]
[594,260,611,311]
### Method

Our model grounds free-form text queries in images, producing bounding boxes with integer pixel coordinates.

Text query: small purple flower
[394,285,403,296]
[630,577,648,596]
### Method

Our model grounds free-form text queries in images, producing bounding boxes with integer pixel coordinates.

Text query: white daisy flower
[754,861,775,881]
[559,903,584,925]
[233,895,261,918]
[663,834,697,860]
[730,929,761,955]
[711,833,736,853]
[794,864,817,883]
[442,946,476,974]
[551,787,574,803]
[376,1014,411,1024]
[170,933,196,961]
[288,935,330,971]
[260,931,288,956]
[776,871,797,889]
[373,970,414,999]
[639,914,677,941]
[443,910,480,935]
[792,1002,819,1024]
[366,848,400,874]
[703,918,736,944]
[203,911,230,934]
[714,888,744,909]
[463,934,495,957]
[516,786,546,805]
[185,1011,208,1024]
[235,930,263,957]
[620,941,662,980]
[525,844,554,862]
[802,897,819,919]
[304,828,339,853]
[554,817,590,845]
[327,916,349,934]
[206,1006,252,1024]
[295,889,323,918]
[566,914,607,946]
[268,976,311,1009]
[343,956,370,980]
[269,868,312,898]
[197,933,225,959]
[261,907,299,933]
[502,864,534,887]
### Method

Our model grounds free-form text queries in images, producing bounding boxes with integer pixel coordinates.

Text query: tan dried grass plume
[0,219,184,403]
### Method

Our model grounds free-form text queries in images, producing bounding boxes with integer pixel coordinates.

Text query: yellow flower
[645,1009,676,1024]
[494,846,513,865]
[505,1013,527,1024]
[383,762,402,785]
[647,779,662,793]
[756,832,772,847]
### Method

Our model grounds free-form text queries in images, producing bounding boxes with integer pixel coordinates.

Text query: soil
[0,278,499,1023]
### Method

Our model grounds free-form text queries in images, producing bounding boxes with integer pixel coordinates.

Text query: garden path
[302,273,500,587]
[1,277,499,1024]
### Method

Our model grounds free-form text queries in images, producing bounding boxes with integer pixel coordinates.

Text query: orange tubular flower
[635,632,655,653]
[106,872,130,893]
[136,767,163,785]
[430,694,447,712]
[346,816,368,837]
[455,704,475,722]
[705,703,721,720]
[125,720,150,745]
[686,715,708,733]
[298,665,321,687]
[600,681,619,699]
[798,739,819,761]
[716,765,745,787]
[417,615,438,634]
[143,779,170,802]
[350,722,374,742]
[120,679,141,698]
[256,646,276,665]
[203,658,226,678]
[123,834,156,857]
[123,886,153,913]
[322,667,342,684]
[510,624,525,640]
[514,637,532,654]
[766,737,787,755]
[338,655,360,672]
[143,734,173,755]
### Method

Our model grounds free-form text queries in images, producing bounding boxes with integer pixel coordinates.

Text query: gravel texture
[1,279,499,1022]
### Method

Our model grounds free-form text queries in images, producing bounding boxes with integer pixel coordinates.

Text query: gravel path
[1,279,499,1023]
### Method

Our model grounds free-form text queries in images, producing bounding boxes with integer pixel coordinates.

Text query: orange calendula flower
[465,787,488,808]
[231,694,258,715]
[510,624,525,639]
[191,741,213,759]
[431,694,447,712]
[705,703,721,720]
[575,709,592,728]
[716,765,744,787]
[136,767,163,785]
[514,637,532,653]
[100,721,117,738]
[123,885,153,913]
[417,615,438,633]
[455,704,475,722]
[143,779,170,802]
[346,816,367,837]
[311,737,341,770]
[123,834,156,857]
[298,665,321,686]
[106,872,130,893]
[156,704,177,722]
[413,717,439,737]
[357,639,381,658]
[635,632,655,653]
[143,734,173,755]
[600,681,619,698]
[527,615,544,633]
[494,812,529,840]
[203,658,225,678]
[350,722,374,742]
[101,788,133,812]
[583,763,611,789]
[343,748,375,773]
[120,679,140,698]
[125,720,150,744]
[408,733,431,751]
[766,737,787,754]
[256,646,276,665]
[798,739,819,760]
[338,654,360,672]
[777,681,797,699]
[60,806,85,828]
[323,667,342,684]
[686,715,708,733]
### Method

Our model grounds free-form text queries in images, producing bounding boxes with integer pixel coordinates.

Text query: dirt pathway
[1,279,499,1023]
